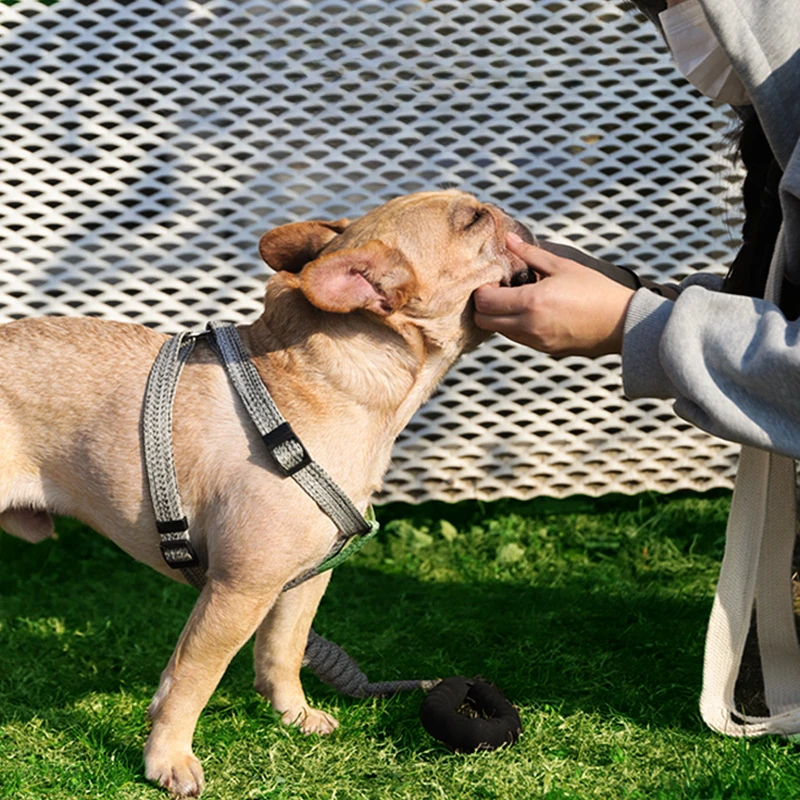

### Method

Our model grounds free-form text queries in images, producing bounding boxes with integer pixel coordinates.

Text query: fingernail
[507,231,523,246]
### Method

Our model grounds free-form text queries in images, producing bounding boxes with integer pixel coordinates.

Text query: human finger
[473,311,520,334]
[473,283,533,317]
[505,232,562,276]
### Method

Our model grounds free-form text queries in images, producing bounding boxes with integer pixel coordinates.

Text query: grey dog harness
[142,320,378,592]
[142,321,434,699]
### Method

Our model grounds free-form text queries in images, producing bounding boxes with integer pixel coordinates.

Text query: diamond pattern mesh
[0,0,743,502]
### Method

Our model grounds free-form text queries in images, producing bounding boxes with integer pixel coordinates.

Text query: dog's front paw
[145,745,205,798]
[281,705,339,735]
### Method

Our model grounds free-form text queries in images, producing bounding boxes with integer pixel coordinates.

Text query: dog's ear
[259,219,351,273]
[300,241,417,316]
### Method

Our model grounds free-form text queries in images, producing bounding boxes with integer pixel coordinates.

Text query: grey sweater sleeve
[621,283,800,458]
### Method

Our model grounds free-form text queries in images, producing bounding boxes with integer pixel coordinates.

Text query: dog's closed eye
[464,208,488,230]
[452,204,490,233]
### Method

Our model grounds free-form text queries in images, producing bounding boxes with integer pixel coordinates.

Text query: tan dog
[1,190,531,797]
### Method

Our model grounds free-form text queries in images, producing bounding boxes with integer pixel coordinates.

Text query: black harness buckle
[263,421,312,477]
[157,518,200,569]
[159,537,201,569]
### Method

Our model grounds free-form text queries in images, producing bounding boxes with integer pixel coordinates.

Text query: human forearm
[623,284,800,458]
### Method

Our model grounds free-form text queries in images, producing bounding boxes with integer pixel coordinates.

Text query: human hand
[474,233,636,357]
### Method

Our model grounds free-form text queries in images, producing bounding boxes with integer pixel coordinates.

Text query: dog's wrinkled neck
[245,278,422,410]
[240,276,469,456]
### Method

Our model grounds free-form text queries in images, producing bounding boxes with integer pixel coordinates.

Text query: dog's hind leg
[253,571,338,735]
[144,579,278,798]
[0,508,55,543]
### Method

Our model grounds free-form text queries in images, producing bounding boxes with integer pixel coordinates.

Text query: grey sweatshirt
[621,0,800,458]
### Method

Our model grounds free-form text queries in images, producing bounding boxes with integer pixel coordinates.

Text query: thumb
[474,283,530,316]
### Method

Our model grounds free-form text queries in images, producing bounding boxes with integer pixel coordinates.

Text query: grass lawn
[2,490,800,799]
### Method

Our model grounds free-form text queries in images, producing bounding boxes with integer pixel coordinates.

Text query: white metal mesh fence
[0,0,743,502]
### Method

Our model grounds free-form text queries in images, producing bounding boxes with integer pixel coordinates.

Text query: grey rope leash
[304,628,439,697]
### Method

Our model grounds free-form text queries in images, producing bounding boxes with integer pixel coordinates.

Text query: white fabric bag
[700,232,800,736]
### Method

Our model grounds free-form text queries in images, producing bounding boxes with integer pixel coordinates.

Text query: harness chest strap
[142,321,378,592]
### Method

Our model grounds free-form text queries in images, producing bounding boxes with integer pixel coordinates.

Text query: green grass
[2,490,799,799]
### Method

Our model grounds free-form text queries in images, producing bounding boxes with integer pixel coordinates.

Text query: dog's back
[0,317,161,540]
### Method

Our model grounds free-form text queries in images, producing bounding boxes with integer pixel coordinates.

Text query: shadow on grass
[1,507,713,749]
[312,566,709,732]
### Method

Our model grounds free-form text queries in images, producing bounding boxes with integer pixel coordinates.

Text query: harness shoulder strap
[142,329,207,589]
[206,321,375,542]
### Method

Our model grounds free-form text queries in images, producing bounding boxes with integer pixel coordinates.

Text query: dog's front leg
[145,580,277,798]
[253,571,338,735]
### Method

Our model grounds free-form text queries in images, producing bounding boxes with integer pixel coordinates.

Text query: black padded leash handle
[419,676,522,753]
